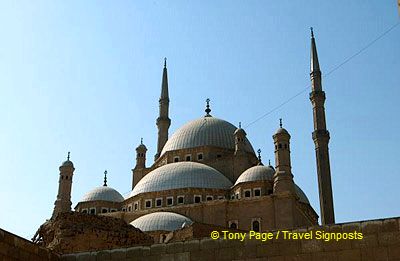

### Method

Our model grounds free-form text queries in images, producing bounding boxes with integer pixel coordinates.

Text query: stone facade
[59,217,400,261]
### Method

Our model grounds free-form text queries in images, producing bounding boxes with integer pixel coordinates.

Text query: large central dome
[160,116,255,156]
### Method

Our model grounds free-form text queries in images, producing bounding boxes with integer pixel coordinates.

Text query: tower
[272,119,295,196]
[135,138,147,169]
[309,28,335,225]
[52,152,75,219]
[234,122,247,156]
[155,58,171,161]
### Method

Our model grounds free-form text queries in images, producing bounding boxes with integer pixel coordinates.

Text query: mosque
[51,29,335,235]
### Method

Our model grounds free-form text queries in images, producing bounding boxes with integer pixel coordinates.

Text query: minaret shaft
[309,29,335,225]
[155,59,171,160]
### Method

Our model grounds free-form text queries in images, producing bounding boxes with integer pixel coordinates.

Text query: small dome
[295,184,310,204]
[234,165,275,186]
[80,186,124,203]
[129,162,232,198]
[160,117,255,156]
[61,160,74,167]
[275,127,289,135]
[130,212,193,232]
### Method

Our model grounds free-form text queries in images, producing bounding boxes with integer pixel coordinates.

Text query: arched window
[230,222,237,229]
[252,220,260,232]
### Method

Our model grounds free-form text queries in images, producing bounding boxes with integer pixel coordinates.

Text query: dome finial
[310,27,314,38]
[164,57,167,68]
[103,170,107,186]
[205,98,211,116]
[268,159,271,166]
[279,118,283,128]
[140,137,143,145]
[257,149,262,165]
[239,122,242,128]
[67,151,70,161]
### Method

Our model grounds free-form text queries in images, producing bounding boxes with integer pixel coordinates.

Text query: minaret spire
[155,58,171,161]
[309,28,335,225]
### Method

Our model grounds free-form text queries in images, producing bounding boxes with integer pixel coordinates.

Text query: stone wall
[60,217,400,261]
[0,228,59,261]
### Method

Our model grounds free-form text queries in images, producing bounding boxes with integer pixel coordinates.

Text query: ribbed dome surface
[130,212,193,232]
[129,162,232,198]
[80,186,124,203]
[234,165,275,186]
[160,117,255,156]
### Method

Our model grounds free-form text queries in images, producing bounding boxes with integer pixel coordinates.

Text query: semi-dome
[160,116,255,156]
[80,186,124,203]
[130,212,193,232]
[234,165,275,186]
[129,162,232,198]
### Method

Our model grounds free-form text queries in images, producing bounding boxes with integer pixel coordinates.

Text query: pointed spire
[67,152,70,161]
[310,27,320,73]
[103,170,107,186]
[140,137,143,145]
[160,57,169,100]
[205,98,212,117]
[257,149,263,165]
[279,118,283,128]
[239,122,242,128]
[268,159,271,166]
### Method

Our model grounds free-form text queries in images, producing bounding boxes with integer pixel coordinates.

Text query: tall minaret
[52,152,75,219]
[155,58,171,160]
[309,28,335,225]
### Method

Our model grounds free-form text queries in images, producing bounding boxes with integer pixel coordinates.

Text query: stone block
[256,243,280,257]
[361,220,383,234]
[96,250,111,261]
[351,234,378,249]
[378,232,400,246]
[337,249,361,261]
[342,222,361,233]
[301,240,322,253]
[110,248,126,259]
[166,241,184,254]
[189,249,216,261]
[311,251,338,261]
[76,252,95,261]
[382,218,399,232]
[279,241,300,255]
[61,255,77,261]
[217,247,238,261]
[126,246,143,258]
[150,243,166,255]
[199,238,219,250]
[173,252,190,261]
[388,244,400,259]
[373,247,388,261]
[157,253,175,261]
[183,240,200,252]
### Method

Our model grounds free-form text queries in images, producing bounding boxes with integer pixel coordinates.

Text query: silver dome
[80,186,124,203]
[160,117,255,156]
[129,162,232,198]
[130,212,193,232]
[234,165,275,186]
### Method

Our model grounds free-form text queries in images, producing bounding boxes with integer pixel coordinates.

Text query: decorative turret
[52,152,75,219]
[309,28,335,225]
[272,119,295,195]
[135,138,147,169]
[155,58,171,161]
[257,149,263,165]
[234,122,247,156]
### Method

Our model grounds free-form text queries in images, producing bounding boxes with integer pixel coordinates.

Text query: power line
[245,21,400,129]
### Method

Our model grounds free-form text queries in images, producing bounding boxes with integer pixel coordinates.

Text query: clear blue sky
[0,1,399,239]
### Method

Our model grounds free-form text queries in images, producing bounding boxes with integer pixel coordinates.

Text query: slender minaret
[309,28,335,225]
[155,58,171,161]
[52,152,75,218]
